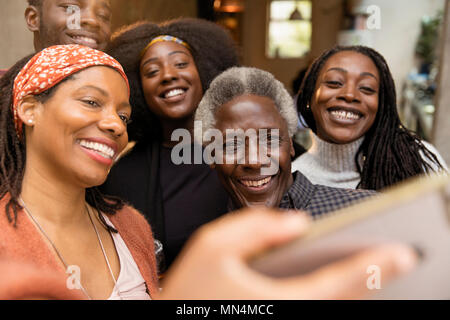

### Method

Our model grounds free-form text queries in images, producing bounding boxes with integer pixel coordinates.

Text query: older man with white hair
[195,66,376,217]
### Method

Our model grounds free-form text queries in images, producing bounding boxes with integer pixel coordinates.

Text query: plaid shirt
[279,171,376,217]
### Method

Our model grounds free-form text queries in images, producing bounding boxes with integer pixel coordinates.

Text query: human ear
[24,6,40,32]
[17,96,41,128]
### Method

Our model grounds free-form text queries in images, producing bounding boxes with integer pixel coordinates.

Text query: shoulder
[291,151,315,171]
[420,140,448,171]
[108,205,153,239]
[307,183,376,217]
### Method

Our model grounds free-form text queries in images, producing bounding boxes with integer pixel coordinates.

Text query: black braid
[0,55,125,231]
[298,45,445,190]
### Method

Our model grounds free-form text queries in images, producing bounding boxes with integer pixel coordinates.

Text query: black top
[100,141,229,271]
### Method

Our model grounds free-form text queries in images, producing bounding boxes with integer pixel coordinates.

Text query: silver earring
[306,104,310,109]
[28,119,33,124]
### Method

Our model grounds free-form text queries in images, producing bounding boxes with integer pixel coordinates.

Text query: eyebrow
[325,67,378,81]
[141,50,191,68]
[76,85,131,108]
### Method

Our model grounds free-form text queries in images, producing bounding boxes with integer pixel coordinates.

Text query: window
[267,0,312,58]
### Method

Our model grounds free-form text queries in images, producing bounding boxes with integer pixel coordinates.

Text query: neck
[160,116,194,147]
[20,163,87,227]
[309,132,365,172]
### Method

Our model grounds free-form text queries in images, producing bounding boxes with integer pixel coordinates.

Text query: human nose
[98,111,126,138]
[161,64,178,84]
[337,82,360,103]
[242,142,271,170]
[80,6,101,30]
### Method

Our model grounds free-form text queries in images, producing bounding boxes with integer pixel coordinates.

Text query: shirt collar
[227,171,316,211]
[279,171,316,210]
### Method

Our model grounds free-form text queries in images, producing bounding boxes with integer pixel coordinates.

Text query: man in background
[25,0,112,51]
[1,0,112,77]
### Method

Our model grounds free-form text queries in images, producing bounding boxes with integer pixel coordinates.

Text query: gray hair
[194,67,298,144]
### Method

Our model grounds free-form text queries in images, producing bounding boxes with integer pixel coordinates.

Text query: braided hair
[0,55,125,231]
[298,45,444,190]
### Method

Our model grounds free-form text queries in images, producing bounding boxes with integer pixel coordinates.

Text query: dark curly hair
[0,54,125,231]
[106,18,240,142]
[298,45,445,190]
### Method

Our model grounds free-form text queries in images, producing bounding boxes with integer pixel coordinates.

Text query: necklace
[19,196,117,300]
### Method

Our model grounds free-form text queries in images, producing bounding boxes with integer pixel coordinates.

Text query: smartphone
[250,174,450,299]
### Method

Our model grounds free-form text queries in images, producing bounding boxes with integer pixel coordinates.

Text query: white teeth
[330,110,361,120]
[79,140,115,159]
[240,176,272,187]
[164,89,185,98]
[73,36,97,45]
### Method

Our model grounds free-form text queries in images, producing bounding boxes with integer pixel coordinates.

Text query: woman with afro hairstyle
[100,18,240,271]
[292,45,447,191]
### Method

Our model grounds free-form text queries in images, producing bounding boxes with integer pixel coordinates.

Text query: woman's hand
[159,207,418,300]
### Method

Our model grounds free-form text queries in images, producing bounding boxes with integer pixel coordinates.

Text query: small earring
[306,104,310,109]
[27,119,33,124]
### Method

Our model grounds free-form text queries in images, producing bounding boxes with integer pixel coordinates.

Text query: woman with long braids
[0,45,159,300]
[292,45,447,190]
[100,18,239,270]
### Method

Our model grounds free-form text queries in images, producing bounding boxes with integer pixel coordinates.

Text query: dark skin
[311,51,380,144]
[140,41,203,147]
[25,0,112,52]
[212,94,295,209]
[18,66,131,299]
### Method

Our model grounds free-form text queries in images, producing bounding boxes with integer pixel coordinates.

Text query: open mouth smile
[237,176,274,191]
[77,139,118,165]
[327,107,363,122]
[69,35,99,47]
[159,87,188,101]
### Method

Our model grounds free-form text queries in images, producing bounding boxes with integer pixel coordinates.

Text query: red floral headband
[12,44,129,139]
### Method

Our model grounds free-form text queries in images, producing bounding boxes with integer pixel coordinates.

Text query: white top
[103,215,151,300]
[291,131,448,189]
[292,132,365,189]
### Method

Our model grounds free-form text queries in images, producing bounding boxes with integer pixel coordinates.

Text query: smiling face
[28,0,112,51]
[139,41,203,122]
[311,50,380,144]
[212,94,294,209]
[25,66,131,188]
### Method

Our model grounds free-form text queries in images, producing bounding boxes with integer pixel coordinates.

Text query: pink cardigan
[0,195,159,299]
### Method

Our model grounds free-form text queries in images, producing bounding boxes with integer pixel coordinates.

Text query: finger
[281,243,418,299]
[195,208,311,259]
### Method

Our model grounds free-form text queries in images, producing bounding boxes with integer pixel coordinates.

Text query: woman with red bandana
[0,45,158,300]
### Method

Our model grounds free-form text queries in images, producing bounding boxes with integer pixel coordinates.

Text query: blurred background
[1,0,449,163]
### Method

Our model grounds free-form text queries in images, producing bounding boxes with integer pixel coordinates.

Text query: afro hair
[106,18,240,142]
